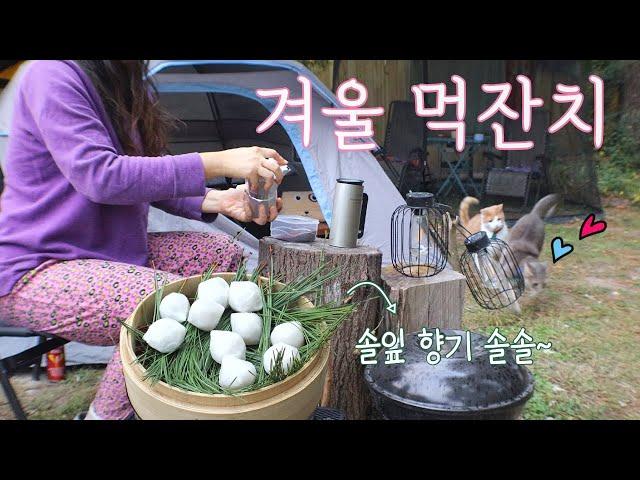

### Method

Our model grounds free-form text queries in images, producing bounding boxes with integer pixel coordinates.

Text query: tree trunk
[259,237,382,419]
[621,61,640,149]
[381,265,465,333]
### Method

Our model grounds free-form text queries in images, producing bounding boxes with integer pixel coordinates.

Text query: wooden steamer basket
[120,273,330,420]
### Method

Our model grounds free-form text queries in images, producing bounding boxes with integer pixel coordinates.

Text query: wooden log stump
[381,265,465,333]
[259,237,382,420]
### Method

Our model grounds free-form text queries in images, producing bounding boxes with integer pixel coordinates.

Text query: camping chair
[374,101,434,196]
[483,109,550,209]
[0,328,68,419]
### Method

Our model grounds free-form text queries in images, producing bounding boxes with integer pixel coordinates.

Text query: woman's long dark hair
[77,60,173,156]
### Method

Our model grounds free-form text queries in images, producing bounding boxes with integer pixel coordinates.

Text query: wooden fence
[305,60,602,194]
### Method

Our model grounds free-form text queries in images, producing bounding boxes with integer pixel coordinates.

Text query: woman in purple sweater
[0,60,287,419]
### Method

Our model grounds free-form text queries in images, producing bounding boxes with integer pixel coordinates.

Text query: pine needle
[129,259,358,395]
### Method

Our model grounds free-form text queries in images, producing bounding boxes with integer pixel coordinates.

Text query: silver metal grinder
[329,178,368,248]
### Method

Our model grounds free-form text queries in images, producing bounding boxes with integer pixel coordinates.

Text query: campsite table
[429,135,488,199]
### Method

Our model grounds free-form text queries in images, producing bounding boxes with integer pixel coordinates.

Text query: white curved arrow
[346,281,397,315]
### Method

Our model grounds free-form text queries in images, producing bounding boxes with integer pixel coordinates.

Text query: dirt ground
[463,200,640,419]
[0,367,102,420]
[1,201,639,420]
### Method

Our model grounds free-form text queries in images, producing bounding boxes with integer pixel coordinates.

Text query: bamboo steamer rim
[120,272,328,407]
[121,337,330,417]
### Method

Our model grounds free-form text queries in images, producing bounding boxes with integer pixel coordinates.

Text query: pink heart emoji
[579,214,607,240]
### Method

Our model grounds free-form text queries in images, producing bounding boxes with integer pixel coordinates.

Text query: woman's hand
[200,147,288,191]
[202,186,282,225]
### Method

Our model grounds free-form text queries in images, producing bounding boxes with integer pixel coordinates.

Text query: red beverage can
[46,346,65,382]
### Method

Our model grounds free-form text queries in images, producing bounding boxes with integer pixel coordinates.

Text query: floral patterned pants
[0,232,243,419]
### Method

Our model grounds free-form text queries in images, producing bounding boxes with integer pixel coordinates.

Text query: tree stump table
[259,237,382,420]
[380,265,465,333]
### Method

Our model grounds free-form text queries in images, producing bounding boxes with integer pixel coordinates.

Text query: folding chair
[0,328,68,419]
[483,109,550,209]
[374,101,434,195]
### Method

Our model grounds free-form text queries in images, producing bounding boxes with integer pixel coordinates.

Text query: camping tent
[145,60,403,267]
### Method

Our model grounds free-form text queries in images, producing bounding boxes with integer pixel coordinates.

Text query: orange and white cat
[458,197,509,241]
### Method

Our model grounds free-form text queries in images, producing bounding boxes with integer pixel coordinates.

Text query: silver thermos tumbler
[329,178,368,248]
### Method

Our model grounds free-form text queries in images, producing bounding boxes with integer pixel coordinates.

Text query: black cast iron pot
[364,329,535,420]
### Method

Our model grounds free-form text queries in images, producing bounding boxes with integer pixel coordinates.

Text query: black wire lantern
[459,231,525,309]
[391,192,450,278]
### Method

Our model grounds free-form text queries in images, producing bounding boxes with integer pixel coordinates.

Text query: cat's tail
[531,193,561,219]
[459,196,479,227]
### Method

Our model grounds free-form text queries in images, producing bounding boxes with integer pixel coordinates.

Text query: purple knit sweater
[0,60,211,296]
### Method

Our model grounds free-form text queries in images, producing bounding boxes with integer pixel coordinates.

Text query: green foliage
[597,154,640,203]
[299,60,331,71]
[588,60,640,202]
[587,59,631,87]
[463,207,640,419]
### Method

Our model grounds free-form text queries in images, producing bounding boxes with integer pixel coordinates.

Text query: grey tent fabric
[147,61,405,264]
[161,91,304,189]
[503,109,550,173]
[0,335,114,365]
[546,127,603,210]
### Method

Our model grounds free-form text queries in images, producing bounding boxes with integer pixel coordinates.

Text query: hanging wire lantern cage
[391,192,450,278]
[459,231,525,309]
